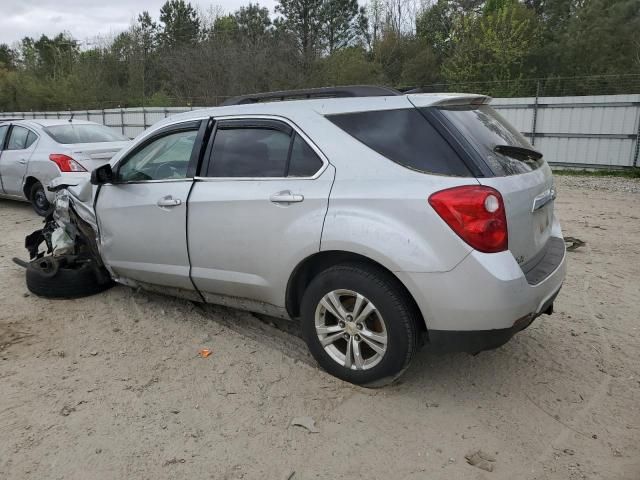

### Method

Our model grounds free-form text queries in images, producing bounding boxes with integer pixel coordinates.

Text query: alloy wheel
[314,289,388,370]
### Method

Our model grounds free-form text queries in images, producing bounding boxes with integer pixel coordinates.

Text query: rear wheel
[29,181,51,217]
[300,263,420,387]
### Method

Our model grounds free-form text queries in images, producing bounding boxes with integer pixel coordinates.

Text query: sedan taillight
[49,154,87,172]
[428,185,508,253]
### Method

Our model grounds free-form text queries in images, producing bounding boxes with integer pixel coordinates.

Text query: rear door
[0,125,38,196]
[433,103,555,267]
[95,119,208,292]
[188,117,334,309]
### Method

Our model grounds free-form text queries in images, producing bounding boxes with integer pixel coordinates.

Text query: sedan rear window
[326,109,472,176]
[437,105,544,176]
[44,124,128,144]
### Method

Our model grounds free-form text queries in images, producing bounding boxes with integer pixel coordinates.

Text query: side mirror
[91,164,114,185]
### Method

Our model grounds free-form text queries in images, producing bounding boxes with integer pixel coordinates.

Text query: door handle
[270,191,304,204]
[157,195,182,208]
[18,158,27,164]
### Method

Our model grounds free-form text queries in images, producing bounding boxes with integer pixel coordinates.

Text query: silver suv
[22,87,566,386]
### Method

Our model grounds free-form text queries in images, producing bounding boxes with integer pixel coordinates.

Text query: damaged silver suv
[20,86,566,386]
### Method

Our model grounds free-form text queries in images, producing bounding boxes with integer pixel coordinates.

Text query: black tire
[29,181,52,217]
[300,263,420,387]
[26,258,113,299]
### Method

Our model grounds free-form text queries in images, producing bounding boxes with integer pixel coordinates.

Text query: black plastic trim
[418,107,488,178]
[423,107,494,178]
[522,236,565,285]
[222,86,401,106]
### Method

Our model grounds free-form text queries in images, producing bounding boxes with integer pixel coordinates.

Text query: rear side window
[206,124,324,178]
[6,126,36,150]
[326,109,471,176]
[209,128,291,177]
[438,105,543,176]
[43,124,128,143]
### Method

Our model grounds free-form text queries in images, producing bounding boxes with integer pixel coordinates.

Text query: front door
[188,117,335,309]
[96,120,207,292]
[0,125,38,197]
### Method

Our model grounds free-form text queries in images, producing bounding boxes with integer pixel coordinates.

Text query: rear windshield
[44,124,128,144]
[438,105,543,176]
[326,109,472,177]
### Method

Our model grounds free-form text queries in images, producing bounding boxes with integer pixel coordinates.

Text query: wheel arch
[285,250,427,333]
[22,175,40,199]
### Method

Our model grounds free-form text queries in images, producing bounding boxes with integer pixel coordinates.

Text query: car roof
[154,92,490,127]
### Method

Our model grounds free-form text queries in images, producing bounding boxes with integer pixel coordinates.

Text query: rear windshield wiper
[494,145,543,161]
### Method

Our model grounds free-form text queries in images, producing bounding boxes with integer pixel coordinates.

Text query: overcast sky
[0,0,278,45]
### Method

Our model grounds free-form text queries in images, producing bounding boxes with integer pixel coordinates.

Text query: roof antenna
[68,112,74,123]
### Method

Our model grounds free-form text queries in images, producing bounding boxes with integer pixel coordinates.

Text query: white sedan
[0,119,130,215]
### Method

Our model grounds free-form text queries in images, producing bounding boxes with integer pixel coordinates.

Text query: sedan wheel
[30,182,51,216]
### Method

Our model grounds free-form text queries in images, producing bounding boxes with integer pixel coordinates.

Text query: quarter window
[288,134,323,177]
[326,109,472,177]
[117,129,197,182]
[6,126,37,150]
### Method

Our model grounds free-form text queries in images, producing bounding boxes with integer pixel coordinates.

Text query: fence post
[633,103,640,168]
[101,108,105,126]
[531,81,540,146]
[120,108,125,135]
[143,106,148,129]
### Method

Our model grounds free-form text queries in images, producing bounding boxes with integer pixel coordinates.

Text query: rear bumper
[396,234,567,339]
[427,286,561,353]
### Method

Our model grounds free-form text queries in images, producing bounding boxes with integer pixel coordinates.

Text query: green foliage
[442,1,541,96]
[0,0,638,111]
[159,0,201,48]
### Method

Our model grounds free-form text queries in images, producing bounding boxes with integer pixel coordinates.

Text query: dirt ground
[1,176,639,480]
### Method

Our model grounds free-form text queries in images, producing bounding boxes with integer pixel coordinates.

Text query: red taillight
[49,154,87,172]
[428,185,508,253]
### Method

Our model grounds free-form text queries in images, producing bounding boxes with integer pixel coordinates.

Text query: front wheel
[29,181,52,216]
[300,263,420,387]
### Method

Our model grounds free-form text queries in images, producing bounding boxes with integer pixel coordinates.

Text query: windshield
[437,105,544,176]
[44,124,128,144]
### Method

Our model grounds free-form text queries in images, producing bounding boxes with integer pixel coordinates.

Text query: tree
[322,0,361,54]
[0,44,16,70]
[275,0,325,64]
[235,3,272,45]
[442,1,541,95]
[159,0,201,48]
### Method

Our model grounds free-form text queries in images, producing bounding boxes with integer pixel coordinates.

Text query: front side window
[6,126,37,151]
[117,129,197,182]
[326,109,472,177]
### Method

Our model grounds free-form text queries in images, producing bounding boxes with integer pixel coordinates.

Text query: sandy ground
[1,176,639,480]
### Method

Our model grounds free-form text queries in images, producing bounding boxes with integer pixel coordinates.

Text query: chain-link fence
[405,74,640,98]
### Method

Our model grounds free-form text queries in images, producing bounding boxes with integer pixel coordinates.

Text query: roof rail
[221,85,401,106]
